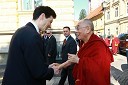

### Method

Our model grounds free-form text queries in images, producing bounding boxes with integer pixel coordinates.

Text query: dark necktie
[44,36,47,39]
[63,39,66,45]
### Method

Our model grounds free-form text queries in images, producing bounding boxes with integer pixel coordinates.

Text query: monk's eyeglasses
[75,26,88,31]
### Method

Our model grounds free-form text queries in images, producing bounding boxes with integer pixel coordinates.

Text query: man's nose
[47,25,51,28]
[75,31,78,35]
[75,30,78,33]
[49,24,51,28]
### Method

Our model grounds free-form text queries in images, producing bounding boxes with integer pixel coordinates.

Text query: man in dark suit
[45,29,57,65]
[58,26,77,85]
[41,31,49,54]
[2,6,59,85]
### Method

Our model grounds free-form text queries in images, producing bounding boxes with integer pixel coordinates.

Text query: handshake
[49,53,80,75]
[49,60,71,74]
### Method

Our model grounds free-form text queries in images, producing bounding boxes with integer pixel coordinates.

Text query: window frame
[107,11,110,20]
[116,27,118,35]
[108,29,110,35]
[115,7,118,17]
[126,2,128,15]
[20,0,43,11]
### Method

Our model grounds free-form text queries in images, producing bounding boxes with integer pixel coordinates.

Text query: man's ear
[40,13,45,19]
[86,26,91,33]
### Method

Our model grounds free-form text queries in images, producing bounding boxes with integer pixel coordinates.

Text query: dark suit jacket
[42,35,49,46]
[45,35,57,64]
[42,35,49,53]
[2,22,54,85]
[61,36,77,63]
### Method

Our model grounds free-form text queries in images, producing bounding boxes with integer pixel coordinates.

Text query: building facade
[87,0,128,37]
[105,0,128,36]
[0,0,75,64]
[87,0,105,37]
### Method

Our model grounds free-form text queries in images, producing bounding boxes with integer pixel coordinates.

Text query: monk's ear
[86,26,91,33]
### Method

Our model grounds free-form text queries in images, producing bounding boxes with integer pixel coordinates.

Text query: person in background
[111,34,120,55]
[58,26,77,85]
[41,31,49,53]
[126,35,128,65]
[45,29,57,65]
[2,6,59,85]
[104,35,112,52]
[98,35,103,39]
[104,35,111,47]
[67,19,114,85]
[75,32,80,52]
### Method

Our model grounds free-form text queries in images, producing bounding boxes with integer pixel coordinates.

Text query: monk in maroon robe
[104,36,111,47]
[111,35,120,55]
[67,19,114,85]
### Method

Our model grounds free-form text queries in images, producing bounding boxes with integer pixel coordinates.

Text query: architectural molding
[105,19,119,25]
[112,0,119,7]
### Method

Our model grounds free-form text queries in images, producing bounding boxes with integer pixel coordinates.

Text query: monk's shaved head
[81,19,94,31]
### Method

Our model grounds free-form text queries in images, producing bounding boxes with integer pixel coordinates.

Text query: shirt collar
[31,21,39,34]
[49,35,52,39]
[65,35,70,40]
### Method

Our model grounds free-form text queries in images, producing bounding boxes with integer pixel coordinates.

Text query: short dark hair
[63,26,70,31]
[33,6,56,20]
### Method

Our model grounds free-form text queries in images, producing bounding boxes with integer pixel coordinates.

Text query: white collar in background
[49,35,52,39]
[65,35,70,40]
[31,21,39,34]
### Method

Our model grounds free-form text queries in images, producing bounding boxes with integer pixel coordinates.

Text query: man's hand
[49,63,60,68]
[68,53,79,64]
[48,54,51,57]
[49,63,60,75]
[51,65,60,75]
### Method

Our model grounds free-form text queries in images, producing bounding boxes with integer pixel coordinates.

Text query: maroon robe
[112,37,120,54]
[73,34,114,85]
[104,38,111,47]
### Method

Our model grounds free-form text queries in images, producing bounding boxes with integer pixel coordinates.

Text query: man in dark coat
[2,6,59,85]
[45,30,57,65]
[58,26,77,85]
[41,31,49,54]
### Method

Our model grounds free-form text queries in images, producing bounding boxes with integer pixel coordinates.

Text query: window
[116,27,118,35]
[96,21,97,27]
[34,0,42,8]
[115,7,118,17]
[107,11,110,20]
[127,26,128,33]
[22,0,43,11]
[127,3,128,14]
[108,29,110,35]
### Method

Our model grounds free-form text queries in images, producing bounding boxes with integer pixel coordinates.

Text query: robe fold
[73,33,114,85]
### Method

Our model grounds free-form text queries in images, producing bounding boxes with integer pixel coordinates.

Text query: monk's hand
[58,60,71,70]
[68,53,79,64]
[49,63,60,68]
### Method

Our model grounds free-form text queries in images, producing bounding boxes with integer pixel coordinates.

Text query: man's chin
[41,27,47,32]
